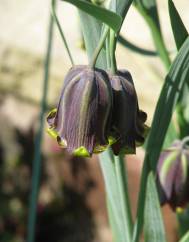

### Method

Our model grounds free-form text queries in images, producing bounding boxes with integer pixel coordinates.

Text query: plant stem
[109,29,117,74]
[114,155,133,242]
[90,26,109,68]
[51,0,74,66]
[27,6,54,242]
[106,35,111,69]
[135,6,171,70]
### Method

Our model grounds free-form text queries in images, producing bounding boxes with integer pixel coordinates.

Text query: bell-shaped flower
[157,139,189,210]
[108,70,147,155]
[47,65,112,157]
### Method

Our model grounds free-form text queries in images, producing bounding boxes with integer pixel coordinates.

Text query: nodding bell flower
[108,70,147,155]
[157,139,189,210]
[47,65,112,157]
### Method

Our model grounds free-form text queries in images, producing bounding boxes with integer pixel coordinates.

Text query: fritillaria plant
[27,0,189,242]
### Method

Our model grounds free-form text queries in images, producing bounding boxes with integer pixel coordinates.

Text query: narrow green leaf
[109,0,133,19]
[134,0,171,69]
[62,0,122,32]
[99,149,125,242]
[163,121,178,148]
[114,155,133,241]
[118,35,158,56]
[168,0,188,50]
[179,231,189,242]
[79,12,106,68]
[27,6,54,242]
[147,36,189,170]
[134,0,160,30]
[133,37,189,242]
[168,0,189,141]
[107,198,123,242]
[144,172,167,242]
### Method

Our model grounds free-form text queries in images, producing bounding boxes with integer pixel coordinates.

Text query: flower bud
[47,65,112,157]
[157,140,189,210]
[108,70,147,155]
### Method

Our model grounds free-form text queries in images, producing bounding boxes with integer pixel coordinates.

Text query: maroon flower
[47,65,112,157]
[157,139,189,210]
[109,70,147,155]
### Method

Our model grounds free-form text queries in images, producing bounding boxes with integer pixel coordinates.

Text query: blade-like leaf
[118,35,158,56]
[134,0,160,30]
[144,172,167,242]
[168,0,188,50]
[79,12,106,68]
[133,0,171,69]
[133,37,189,242]
[179,231,189,242]
[99,149,126,242]
[168,0,189,140]
[147,36,189,170]
[109,0,133,19]
[62,0,122,32]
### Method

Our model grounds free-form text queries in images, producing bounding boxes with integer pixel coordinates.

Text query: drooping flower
[47,65,112,157]
[108,70,147,155]
[157,139,189,210]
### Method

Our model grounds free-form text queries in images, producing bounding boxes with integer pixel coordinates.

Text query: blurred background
[0,0,189,241]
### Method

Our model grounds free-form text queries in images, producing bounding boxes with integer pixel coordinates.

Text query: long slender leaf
[134,0,160,31]
[99,149,126,242]
[27,6,54,242]
[118,35,158,56]
[79,12,106,68]
[179,231,189,242]
[114,155,133,241]
[134,0,171,69]
[168,0,189,140]
[109,0,133,19]
[62,0,122,32]
[144,172,167,242]
[147,36,189,170]
[168,0,188,50]
[133,36,189,242]
[107,198,123,242]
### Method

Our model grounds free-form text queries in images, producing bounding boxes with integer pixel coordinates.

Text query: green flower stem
[114,155,133,241]
[135,5,171,70]
[90,25,109,68]
[27,6,54,242]
[51,0,74,66]
[106,36,111,69]
[109,29,117,74]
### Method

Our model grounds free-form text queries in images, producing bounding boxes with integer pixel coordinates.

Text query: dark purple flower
[47,65,112,157]
[108,70,147,155]
[157,139,189,210]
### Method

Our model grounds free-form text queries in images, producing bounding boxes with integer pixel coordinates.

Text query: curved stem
[118,35,158,57]
[90,26,109,68]
[27,5,54,242]
[106,35,111,69]
[51,0,74,65]
[135,5,171,70]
